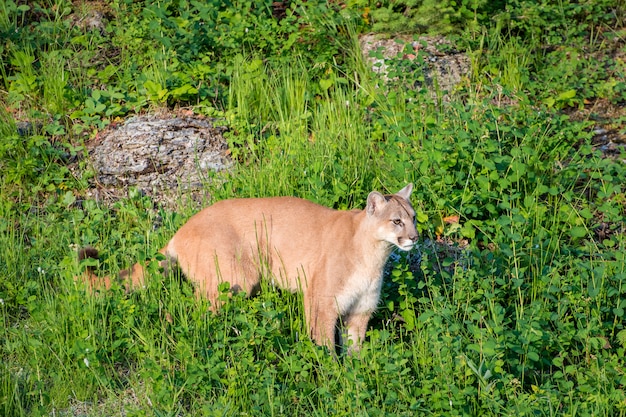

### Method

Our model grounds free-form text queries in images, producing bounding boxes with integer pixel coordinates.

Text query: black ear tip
[78,246,99,261]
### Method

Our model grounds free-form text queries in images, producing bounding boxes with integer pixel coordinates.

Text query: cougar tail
[76,247,147,292]
[77,246,112,291]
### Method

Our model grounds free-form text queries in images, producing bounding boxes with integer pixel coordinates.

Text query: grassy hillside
[1,0,625,415]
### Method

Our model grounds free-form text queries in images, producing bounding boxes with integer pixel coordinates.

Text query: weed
[1,0,625,415]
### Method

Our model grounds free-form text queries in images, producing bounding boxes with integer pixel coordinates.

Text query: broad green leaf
[557,89,576,100]
[570,226,587,238]
[319,78,333,91]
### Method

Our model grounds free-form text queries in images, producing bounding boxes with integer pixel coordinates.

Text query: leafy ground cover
[1,0,625,415]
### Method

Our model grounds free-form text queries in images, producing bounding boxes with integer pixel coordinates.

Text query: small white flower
[0,299,4,305]
[83,357,90,368]
[37,267,45,275]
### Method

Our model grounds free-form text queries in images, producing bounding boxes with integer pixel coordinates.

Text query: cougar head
[366,184,418,251]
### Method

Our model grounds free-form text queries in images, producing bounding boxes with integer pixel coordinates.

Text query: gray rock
[359,34,470,95]
[85,114,232,204]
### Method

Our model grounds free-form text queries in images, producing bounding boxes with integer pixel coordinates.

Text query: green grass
[223,55,383,205]
[1,0,626,415]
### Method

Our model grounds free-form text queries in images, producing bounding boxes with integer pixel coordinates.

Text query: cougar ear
[366,191,387,216]
[395,183,413,200]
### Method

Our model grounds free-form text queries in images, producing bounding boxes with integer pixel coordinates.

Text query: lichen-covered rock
[359,34,470,94]
[85,114,231,203]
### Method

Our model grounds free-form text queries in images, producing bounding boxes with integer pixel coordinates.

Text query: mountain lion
[79,184,418,352]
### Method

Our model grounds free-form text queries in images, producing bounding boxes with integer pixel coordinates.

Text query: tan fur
[77,247,147,291]
[79,184,418,352]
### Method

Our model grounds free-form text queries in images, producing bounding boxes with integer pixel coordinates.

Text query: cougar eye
[392,219,403,226]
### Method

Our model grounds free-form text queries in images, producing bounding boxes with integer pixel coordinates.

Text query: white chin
[398,243,414,251]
